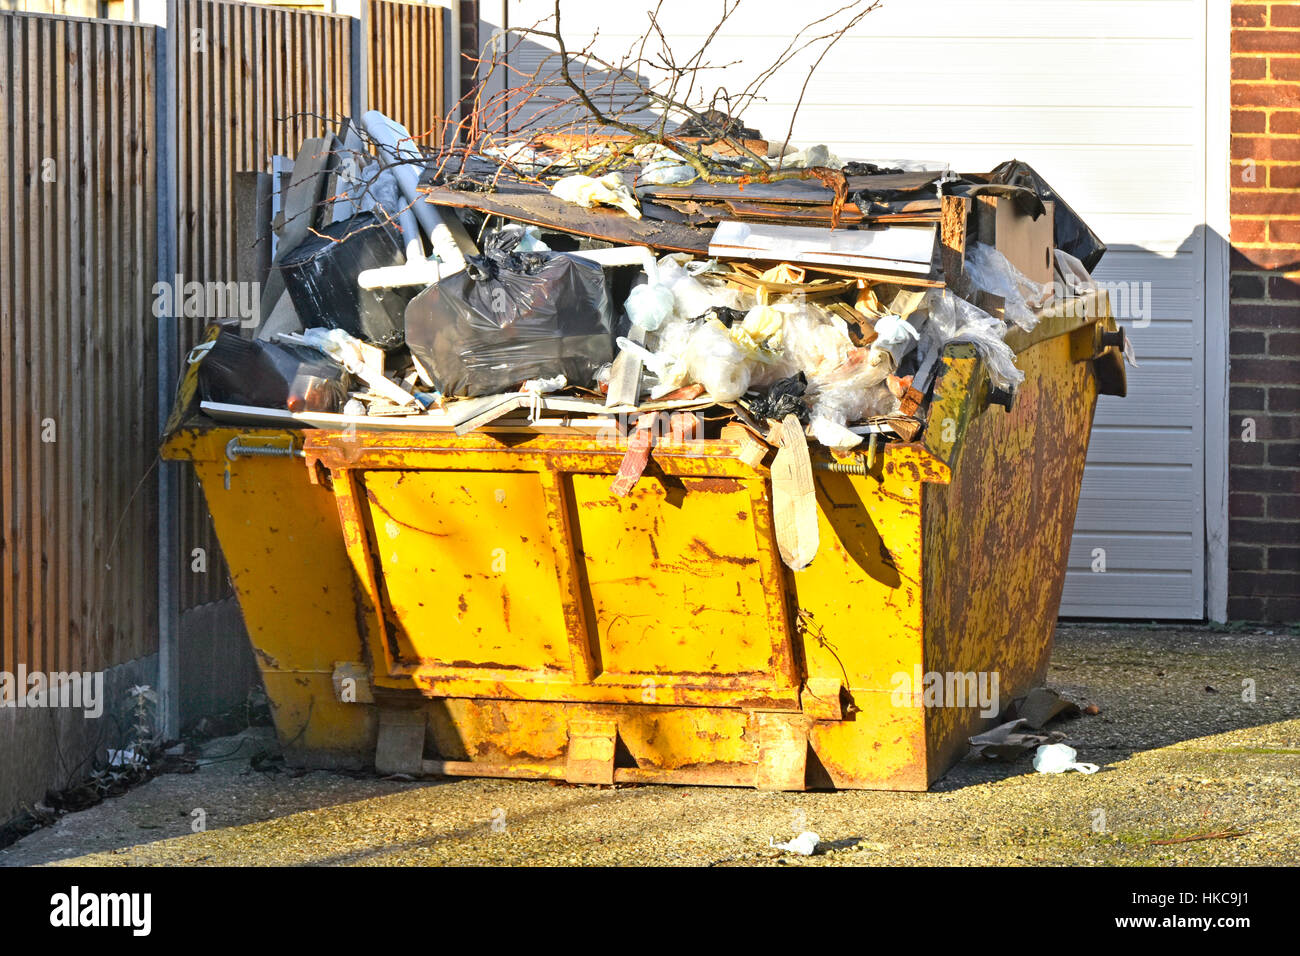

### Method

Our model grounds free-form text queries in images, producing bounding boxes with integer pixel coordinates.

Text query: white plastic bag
[779,143,844,169]
[639,159,696,185]
[769,831,820,855]
[1033,743,1099,775]
[685,319,753,402]
[625,283,675,332]
[870,314,922,366]
[1054,248,1095,295]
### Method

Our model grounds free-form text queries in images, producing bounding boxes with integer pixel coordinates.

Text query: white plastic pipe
[358,204,442,290]
[569,244,659,283]
[363,109,476,275]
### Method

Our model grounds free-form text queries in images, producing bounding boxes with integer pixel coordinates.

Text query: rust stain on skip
[687,538,758,567]
[682,477,742,494]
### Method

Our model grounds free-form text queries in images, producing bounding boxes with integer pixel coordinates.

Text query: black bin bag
[197,330,350,413]
[986,160,1107,272]
[279,211,414,350]
[404,230,614,397]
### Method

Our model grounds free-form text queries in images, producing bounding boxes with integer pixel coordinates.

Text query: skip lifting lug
[987,385,1016,411]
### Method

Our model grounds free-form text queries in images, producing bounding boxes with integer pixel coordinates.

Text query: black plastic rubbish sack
[278,211,414,350]
[986,160,1107,272]
[197,330,350,413]
[405,230,614,397]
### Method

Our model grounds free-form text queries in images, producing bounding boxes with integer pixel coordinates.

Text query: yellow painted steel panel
[569,473,783,682]
[360,469,573,674]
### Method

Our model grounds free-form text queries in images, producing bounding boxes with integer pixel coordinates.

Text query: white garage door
[500,0,1210,618]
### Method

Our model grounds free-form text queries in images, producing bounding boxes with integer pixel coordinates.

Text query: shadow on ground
[1,624,1296,867]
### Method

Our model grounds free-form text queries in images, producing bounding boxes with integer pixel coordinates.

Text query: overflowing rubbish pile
[193,108,1111,488]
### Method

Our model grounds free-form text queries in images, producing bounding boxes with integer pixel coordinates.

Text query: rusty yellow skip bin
[162,290,1123,791]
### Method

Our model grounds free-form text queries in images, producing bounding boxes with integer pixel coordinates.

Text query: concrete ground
[1,623,1297,867]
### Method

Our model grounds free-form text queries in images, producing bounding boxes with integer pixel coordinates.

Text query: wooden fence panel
[367,0,445,144]
[0,11,159,673]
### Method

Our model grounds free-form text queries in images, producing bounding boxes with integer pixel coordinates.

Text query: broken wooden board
[797,262,945,288]
[939,194,972,298]
[723,199,865,224]
[419,180,712,255]
[711,220,938,275]
[610,414,659,497]
[824,301,878,345]
[529,131,770,159]
[720,423,772,468]
[722,266,857,303]
[639,170,941,206]
[770,413,818,571]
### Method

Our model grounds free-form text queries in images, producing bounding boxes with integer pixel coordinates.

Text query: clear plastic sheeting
[657,255,742,318]
[921,288,1025,391]
[1054,248,1096,296]
[684,318,753,402]
[624,295,899,449]
[965,243,1052,332]
[625,283,675,331]
[625,254,742,332]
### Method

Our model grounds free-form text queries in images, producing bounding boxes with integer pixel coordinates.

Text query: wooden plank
[639,170,939,206]
[420,179,712,255]
[939,194,970,298]
[770,413,818,571]
[30,14,47,671]
[723,198,864,224]
[533,131,769,159]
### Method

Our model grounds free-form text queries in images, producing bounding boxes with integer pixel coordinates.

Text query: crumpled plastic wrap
[921,288,1024,390]
[624,295,898,445]
[657,255,742,319]
[624,255,742,332]
[1054,247,1096,295]
[404,229,613,397]
[684,318,753,402]
[965,243,1052,332]
[869,314,922,366]
[625,283,675,331]
[752,299,898,446]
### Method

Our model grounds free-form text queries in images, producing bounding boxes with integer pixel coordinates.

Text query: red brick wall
[1230,2,1300,621]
